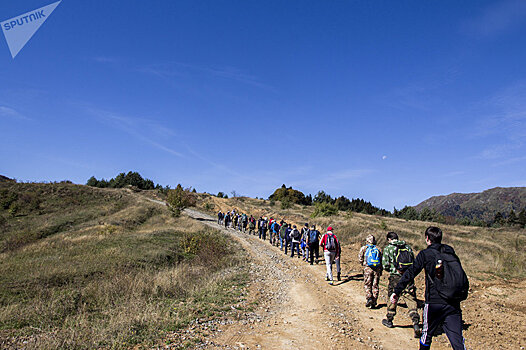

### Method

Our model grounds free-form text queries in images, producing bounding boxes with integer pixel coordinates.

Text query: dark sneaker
[337,272,341,281]
[326,276,330,281]
[413,324,422,338]
[365,298,373,308]
[370,301,377,309]
[382,319,394,328]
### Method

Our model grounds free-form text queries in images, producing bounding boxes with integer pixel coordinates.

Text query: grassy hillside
[0,182,247,349]
[414,186,526,222]
[195,194,526,280]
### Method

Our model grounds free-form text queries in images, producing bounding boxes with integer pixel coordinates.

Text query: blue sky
[1,0,526,210]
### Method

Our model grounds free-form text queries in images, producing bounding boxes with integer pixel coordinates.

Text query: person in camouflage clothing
[382,231,421,338]
[358,234,382,309]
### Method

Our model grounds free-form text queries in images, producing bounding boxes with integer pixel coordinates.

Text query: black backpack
[431,246,469,302]
[292,229,301,240]
[394,245,414,273]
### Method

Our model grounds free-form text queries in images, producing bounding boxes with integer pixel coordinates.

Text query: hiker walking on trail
[301,223,310,262]
[248,215,256,235]
[320,227,340,285]
[307,224,320,265]
[358,234,382,309]
[290,225,301,258]
[284,224,292,255]
[271,220,280,246]
[224,212,230,229]
[217,211,223,225]
[279,222,287,250]
[391,227,469,350]
[381,232,421,338]
[268,218,275,244]
[259,217,268,240]
[242,213,248,232]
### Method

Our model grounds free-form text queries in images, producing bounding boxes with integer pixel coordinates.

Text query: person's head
[293,225,297,229]
[288,224,291,228]
[305,223,309,227]
[386,231,398,242]
[327,226,333,232]
[366,234,376,245]
[425,226,443,245]
[311,224,316,230]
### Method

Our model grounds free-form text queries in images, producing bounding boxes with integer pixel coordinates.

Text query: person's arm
[392,250,425,299]
[358,246,365,265]
[382,246,390,271]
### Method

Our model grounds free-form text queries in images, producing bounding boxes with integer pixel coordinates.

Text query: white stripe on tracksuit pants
[419,303,466,350]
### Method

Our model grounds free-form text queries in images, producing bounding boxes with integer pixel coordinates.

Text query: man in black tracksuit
[391,226,467,350]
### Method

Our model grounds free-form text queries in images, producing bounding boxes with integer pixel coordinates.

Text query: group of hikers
[217,210,469,350]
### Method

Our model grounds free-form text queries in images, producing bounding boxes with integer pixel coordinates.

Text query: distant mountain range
[414,187,526,222]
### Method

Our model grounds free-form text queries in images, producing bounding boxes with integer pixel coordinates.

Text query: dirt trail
[183,208,421,350]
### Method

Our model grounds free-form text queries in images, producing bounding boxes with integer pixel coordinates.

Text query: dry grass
[198,194,526,280]
[0,183,247,349]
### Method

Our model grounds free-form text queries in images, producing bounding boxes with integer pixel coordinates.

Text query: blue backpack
[365,245,381,267]
[309,229,319,242]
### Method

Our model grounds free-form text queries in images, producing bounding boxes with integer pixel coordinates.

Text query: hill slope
[414,187,526,222]
[0,182,246,349]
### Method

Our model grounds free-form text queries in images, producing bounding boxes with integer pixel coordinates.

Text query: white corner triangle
[1,1,62,58]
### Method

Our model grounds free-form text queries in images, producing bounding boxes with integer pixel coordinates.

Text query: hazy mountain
[414,187,526,222]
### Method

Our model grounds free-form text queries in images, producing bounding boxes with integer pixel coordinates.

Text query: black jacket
[394,243,461,306]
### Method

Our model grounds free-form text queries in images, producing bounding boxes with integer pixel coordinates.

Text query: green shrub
[281,199,292,209]
[310,203,338,218]
[166,185,196,217]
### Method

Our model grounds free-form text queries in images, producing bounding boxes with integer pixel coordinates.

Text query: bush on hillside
[166,185,196,216]
[310,202,338,218]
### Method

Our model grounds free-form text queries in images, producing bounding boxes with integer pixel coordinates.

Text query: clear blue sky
[1,0,526,210]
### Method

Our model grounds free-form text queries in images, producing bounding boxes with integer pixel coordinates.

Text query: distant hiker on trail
[382,231,421,338]
[290,225,301,258]
[248,215,256,235]
[232,214,239,230]
[334,238,342,281]
[301,223,309,262]
[259,217,268,240]
[279,222,287,250]
[307,224,320,265]
[320,227,340,285]
[358,234,383,309]
[268,218,275,244]
[284,224,292,255]
[391,227,469,350]
[217,211,223,225]
[242,213,248,232]
[271,221,280,246]
[224,212,230,229]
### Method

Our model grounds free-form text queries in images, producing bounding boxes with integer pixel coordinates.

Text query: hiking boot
[413,324,422,338]
[337,272,341,281]
[326,276,330,281]
[329,280,334,285]
[365,298,373,308]
[370,300,377,309]
[382,319,394,328]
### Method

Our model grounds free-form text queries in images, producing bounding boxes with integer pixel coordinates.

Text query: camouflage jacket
[382,240,413,276]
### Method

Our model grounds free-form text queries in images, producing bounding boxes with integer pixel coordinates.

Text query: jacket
[382,240,413,276]
[394,243,462,306]
[320,232,340,257]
